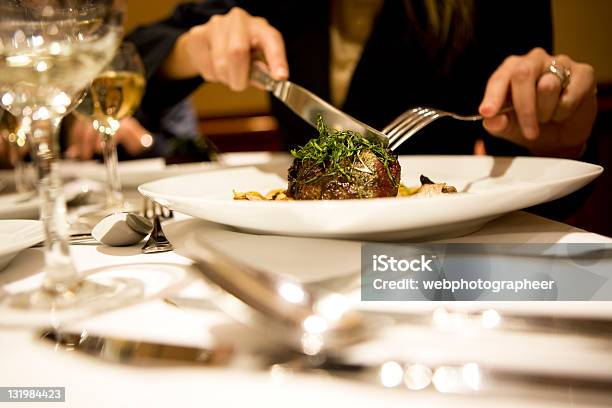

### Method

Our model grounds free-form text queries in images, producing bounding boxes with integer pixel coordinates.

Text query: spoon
[186,238,386,356]
[89,212,153,246]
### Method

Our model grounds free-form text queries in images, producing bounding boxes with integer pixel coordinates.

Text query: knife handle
[250,60,277,92]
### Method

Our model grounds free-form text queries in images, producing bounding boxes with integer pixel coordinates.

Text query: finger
[79,125,97,160]
[552,59,596,122]
[208,16,230,85]
[483,113,512,138]
[536,73,562,123]
[510,59,542,140]
[64,145,78,160]
[117,118,148,156]
[479,57,518,117]
[250,18,288,80]
[188,25,218,82]
[225,17,250,91]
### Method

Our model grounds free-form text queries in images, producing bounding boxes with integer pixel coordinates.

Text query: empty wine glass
[0,0,143,325]
[75,42,146,213]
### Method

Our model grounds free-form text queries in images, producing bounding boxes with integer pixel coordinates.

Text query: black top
[128,0,553,155]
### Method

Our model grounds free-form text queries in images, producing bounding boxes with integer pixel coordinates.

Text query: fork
[382,106,514,151]
[141,198,174,254]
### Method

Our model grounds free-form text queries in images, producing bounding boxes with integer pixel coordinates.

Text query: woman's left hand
[479,47,597,158]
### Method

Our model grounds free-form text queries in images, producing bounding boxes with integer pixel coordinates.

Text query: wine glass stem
[9,143,32,193]
[100,132,124,209]
[29,116,79,294]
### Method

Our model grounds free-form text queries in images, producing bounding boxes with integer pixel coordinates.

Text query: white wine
[0,27,120,117]
[90,71,145,122]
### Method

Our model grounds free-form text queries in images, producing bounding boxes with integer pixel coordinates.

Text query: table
[1,211,611,407]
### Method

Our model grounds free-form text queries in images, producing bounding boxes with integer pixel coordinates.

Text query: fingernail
[479,102,493,116]
[524,125,538,140]
[275,66,288,79]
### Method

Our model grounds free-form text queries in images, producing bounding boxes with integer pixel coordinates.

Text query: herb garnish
[290,116,397,184]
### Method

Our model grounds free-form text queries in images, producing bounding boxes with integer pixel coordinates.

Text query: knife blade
[250,61,388,147]
[40,329,233,366]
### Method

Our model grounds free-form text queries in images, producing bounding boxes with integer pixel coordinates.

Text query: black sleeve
[126,1,234,121]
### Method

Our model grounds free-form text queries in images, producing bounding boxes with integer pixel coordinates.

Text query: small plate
[139,155,602,241]
[0,220,44,270]
[62,152,290,189]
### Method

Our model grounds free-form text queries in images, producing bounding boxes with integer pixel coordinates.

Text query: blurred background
[123,0,612,235]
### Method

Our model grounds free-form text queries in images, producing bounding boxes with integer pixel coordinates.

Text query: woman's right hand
[163,7,289,91]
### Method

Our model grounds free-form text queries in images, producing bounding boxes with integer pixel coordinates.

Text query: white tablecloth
[1,211,611,407]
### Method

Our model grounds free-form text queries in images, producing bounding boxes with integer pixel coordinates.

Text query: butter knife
[40,330,233,366]
[250,61,389,147]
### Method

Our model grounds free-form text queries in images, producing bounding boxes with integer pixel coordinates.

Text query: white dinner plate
[0,220,44,270]
[139,155,603,240]
[62,152,290,189]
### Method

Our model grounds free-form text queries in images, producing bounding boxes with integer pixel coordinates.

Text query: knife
[250,60,389,147]
[39,328,612,404]
[40,329,233,366]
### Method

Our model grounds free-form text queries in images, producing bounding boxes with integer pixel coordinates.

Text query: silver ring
[546,59,571,90]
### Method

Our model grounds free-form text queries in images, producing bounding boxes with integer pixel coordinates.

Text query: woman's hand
[479,47,597,158]
[65,117,153,160]
[162,7,289,91]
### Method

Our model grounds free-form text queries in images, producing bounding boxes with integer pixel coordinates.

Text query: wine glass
[0,0,143,324]
[76,42,146,213]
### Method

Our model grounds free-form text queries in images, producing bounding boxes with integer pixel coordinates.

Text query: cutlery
[284,354,612,404]
[182,237,612,352]
[250,61,389,148]
[383,106,514,151]
[166,294,612,340]
[38,328,612,404]
[186,239,378,355]
[40,329,233,366]
[141,198,173,254]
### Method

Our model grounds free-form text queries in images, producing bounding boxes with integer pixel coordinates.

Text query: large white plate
[0,220,44,270]
[139,155,603,240]
[62,152,290,189]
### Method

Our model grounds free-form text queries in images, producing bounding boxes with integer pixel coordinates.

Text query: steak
[287,149,401,200]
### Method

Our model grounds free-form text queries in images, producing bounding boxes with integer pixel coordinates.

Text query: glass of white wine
[77,42,146,212]
[0,1,143,325]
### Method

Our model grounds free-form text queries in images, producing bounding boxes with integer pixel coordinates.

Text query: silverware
[40,329,233,366]
[187,239,379,356]
[38,329,612,404]
[33,232,97,247]
[183,239,612,353]
[166,295,612,340]
[141,198,173,254]
[250,61,389,148]
[283,355,612,404]
[383,106,514,150]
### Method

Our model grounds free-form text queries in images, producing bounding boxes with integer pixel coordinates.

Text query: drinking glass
[0,0,142,324]
[76,42,146,212]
